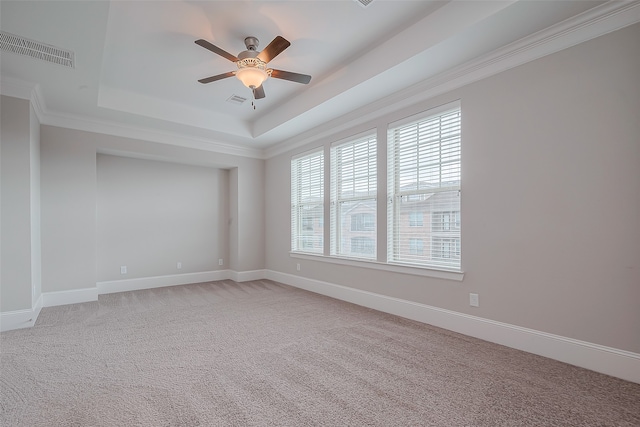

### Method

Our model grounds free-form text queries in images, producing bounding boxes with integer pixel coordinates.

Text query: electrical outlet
[177,262,182,269]
[120,266,127,275]
[296,263,300,271]
[470,293,479,307]
[218,258,223,266]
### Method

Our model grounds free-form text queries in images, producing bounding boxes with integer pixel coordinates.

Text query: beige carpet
[1,279,639,426]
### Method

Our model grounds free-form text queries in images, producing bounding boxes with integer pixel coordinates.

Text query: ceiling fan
[195,35,311,100]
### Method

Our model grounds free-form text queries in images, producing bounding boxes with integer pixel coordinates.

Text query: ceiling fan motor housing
[244,36,259,51]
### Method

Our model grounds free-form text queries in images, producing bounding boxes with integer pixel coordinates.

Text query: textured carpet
[1,280,639,426]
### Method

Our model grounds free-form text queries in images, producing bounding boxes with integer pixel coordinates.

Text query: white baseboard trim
[43,287,99,307]
[265,270,640,384]
[0,294,43,332]
[1,270,262,332]
[96,270,230,295]
[229,269,267,282]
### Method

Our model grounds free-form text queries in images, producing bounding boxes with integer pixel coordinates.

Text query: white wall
[264,23,640,354]
[96,154,228,281]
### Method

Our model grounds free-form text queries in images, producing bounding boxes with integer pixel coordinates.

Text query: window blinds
[330,134,377,259]
[291,149,324,253]
[387,107,461,270]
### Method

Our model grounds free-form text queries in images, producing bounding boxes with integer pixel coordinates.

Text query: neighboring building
[338,200,376,258]
[393,191,460,266]
[300,190,460,265]
[299,201,324,252]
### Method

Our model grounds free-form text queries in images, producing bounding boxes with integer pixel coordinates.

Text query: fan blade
[257,36,290,63]
[195,39,238,62]
[198,71,235,84]
[253,85,265,99]
[270,69,312,84]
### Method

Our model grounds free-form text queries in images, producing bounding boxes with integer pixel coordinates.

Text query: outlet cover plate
[470,293,479,307]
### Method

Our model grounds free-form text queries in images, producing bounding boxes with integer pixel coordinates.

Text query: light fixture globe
[235,57,271,89]
[236,67,267,88]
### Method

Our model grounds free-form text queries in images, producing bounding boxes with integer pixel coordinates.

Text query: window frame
[289,101,464,282]
[291,148,325,254]
[387,103,462,272]
[330,132,378,260]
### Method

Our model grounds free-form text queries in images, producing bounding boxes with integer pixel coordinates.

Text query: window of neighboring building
[432,237,461,260]
[330,133,377,259]
[291,149,324,254]
[351,213,375,231]
[432,211,460,232]
[351,237,375,255]
[409,211,423,227]
[302,216,314,231]
[409,238,424,255]
[387,104,461,271]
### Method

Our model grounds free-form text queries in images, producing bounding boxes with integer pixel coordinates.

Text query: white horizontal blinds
[330,134,377,259]
[388,108,461,270]
[291,149,324,254]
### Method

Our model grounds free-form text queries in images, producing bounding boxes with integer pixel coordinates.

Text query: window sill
[289,252,464,282]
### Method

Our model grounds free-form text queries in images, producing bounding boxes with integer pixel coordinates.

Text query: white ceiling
[0,0,621,154]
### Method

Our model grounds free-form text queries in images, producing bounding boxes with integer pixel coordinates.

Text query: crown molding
[0,76,36,100]
[1,77,46,124]
[38,109,264,159]
[1,76,264,160]
[264,0,640,159]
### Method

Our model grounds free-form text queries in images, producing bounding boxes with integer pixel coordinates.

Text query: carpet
[1,279,639,426]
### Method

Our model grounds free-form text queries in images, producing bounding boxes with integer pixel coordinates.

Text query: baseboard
[96,270,231,295]
[229,269,267,282]
[12,269,636,385]
[42,287,99,307]
[1,294,43,332]
[265,270,640,384]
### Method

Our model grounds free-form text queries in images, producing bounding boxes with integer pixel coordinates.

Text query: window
[432,237,460,260]
[302,216,314,231]
[331,133,377,259]
[409,211,423,227]
[291,149,324,254]
[388,105,461,271]
[409,238,423,255]
[351,237,375,255]
[351,213,375,231]
[433,211,460,232]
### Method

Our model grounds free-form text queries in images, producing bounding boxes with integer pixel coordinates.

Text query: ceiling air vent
[355,0,373,7]
[226,94,247,105]
[0,31,75,68]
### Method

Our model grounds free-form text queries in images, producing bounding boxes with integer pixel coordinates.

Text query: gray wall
[96,154,228,281]
[265,24,640,353]
[38,125,264,294]
[1,95,41,312]
[29,102,41,306]
[40,127,97,293]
